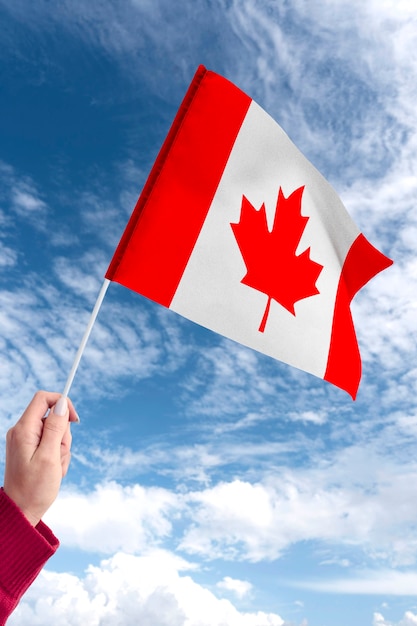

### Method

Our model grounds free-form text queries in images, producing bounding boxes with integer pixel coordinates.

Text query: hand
[3,391,79,526]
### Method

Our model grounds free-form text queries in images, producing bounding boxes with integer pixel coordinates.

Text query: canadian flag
[106,65,392,399]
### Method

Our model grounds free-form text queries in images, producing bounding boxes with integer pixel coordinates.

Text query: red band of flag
[106,65,251,306]
[324,234,393,399]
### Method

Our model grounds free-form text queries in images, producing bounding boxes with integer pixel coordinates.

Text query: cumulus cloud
[44,482,179,554]
[36,459,417,568]
[217,576,253,599]
[181,476,353,561]
[37,403,417,567]
[374,612,417,626]
[8,551,287,626]
[178,456,417,564]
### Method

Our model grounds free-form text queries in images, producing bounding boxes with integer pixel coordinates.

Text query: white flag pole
[61,278,111,398]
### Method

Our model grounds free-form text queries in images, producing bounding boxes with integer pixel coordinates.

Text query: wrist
[2,487,41,527]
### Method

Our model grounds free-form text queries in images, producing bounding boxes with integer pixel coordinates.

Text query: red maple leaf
[231,186,323,332]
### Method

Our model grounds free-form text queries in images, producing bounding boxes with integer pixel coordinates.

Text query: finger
[17,391,63,428]
[37,397,71,455]
[61,424,72,477]
[61,422,72,453]
[66,397,80,424]
[61,450,72,478]
[17,391,79,427]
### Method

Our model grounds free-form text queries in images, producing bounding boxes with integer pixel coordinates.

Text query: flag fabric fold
[106,65,392,399]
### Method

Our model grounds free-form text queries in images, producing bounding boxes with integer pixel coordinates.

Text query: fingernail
[74,412,81,424]
[54,396,68,416]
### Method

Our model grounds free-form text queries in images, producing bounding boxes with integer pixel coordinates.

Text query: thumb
[39,396,70,453]
[53,396,69,418]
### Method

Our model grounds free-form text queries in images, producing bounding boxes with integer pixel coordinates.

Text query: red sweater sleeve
[0,488,59,625]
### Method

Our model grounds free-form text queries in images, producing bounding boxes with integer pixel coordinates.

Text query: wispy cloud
[0,160,48,226]
[0,241,17,268]
[295,569,417,595]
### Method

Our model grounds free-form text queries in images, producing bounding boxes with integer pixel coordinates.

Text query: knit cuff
[0,488,59,610]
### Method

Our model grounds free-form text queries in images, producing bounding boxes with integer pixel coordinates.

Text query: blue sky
[0,1,416,625]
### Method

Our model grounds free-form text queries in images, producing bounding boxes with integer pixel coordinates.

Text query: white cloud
[11,187,47,215]
[44,482,179,554]
[319,557,351,568]
[180,477,350,561]
[0,161,48,229]
[41,401,417,566]
[39,458,417,568]
[350,257,416,407]
[8,551,287,626]
[296,570,417,595]
[374,612,417,626]
[217,576,253,599]
[73,436,303,487]
[176,451,417,565]
[0,241,17,267]
[53,256,107,300]
[288,410,327,425]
